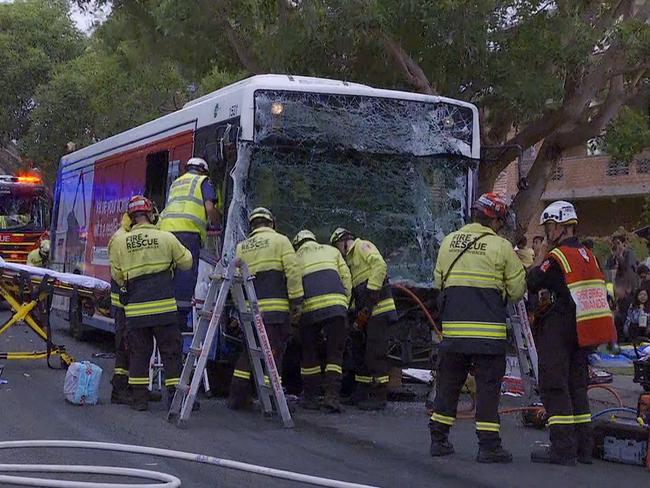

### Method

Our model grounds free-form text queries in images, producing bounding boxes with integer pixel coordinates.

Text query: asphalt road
[0,312,648,487]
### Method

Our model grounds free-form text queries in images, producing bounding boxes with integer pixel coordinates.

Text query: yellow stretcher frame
[0,275,74,369]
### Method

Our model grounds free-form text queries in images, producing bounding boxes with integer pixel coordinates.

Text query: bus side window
[144,151,170,211]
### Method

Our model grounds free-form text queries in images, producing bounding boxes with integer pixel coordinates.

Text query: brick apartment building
[494,145,650,237]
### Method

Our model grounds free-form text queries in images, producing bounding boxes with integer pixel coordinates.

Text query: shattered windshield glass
[221,90,477,287]
[254,90,474,157]
[246,146,474,286]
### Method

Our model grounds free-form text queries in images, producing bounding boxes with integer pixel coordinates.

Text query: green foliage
[0,0,84,144]
[590,229,650,268]
[197,68,248,97]
[8,0,650,190]
[21,47,186,176]
[603,107,650,163]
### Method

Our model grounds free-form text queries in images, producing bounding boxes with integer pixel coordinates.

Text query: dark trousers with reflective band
[127,324,182,392]
[111,307,129,391]
[430,351,506,449]
[300,316,346,398]
[172,231,201,331]
[354,314,390,387]
[535,314,592,458]
[230,320,291,399]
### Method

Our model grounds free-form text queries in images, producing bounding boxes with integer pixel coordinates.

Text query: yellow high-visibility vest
[160,173,208,242]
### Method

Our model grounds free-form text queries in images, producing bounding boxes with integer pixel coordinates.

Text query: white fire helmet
[539,200,578,226]
[186,157,209,173]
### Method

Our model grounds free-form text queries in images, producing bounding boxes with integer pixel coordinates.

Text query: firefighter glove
[354,308,371,330]
[366,288,381,307]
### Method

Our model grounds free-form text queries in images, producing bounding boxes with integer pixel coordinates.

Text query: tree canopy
[1,0,648,228]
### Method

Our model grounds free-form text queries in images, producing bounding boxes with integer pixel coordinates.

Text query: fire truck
[0,173,51,263]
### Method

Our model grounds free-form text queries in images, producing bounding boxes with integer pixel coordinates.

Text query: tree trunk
[478,159,509,195]
[511,140,561,236]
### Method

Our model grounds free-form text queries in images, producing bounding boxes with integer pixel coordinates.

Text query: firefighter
[429,193,526,463]
[330,228,397,411]
[528,201,616,465]
[111,195,193,411]
[159,157,218,331]
[293,230,352,413]
[26,239,50,267]
[108,213,131,405]
[228,207,304,409]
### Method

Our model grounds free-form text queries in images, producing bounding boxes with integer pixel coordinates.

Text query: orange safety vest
[547,246,617,347]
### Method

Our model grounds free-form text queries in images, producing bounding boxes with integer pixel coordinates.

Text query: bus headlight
[271,102,284,116]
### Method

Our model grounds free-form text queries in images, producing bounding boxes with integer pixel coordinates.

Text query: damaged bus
[51,75,479,362]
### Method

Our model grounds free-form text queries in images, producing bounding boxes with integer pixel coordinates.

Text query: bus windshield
[244,90,477,286]
[246,146,475,285]
[0,190,50,231]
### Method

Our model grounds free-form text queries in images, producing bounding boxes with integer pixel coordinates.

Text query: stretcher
[0,259,110,368]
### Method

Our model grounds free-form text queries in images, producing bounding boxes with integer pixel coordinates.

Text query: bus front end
[222,86,479,367]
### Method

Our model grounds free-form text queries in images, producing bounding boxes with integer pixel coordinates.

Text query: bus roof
[60,74,479,168]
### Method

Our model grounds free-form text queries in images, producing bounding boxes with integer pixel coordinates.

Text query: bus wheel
[69,299,88,341]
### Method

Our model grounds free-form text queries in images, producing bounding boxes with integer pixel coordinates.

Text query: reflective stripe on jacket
[346,239,397,321]
[160,173,208,243]
[296,240,351,325]
[110,223,192,328]
[434,222,526,354]
[236,227,304,324]
[108,215,130,310]
[547,246,617,347]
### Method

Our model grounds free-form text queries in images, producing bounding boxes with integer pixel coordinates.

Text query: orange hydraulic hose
[587,383,624,408]
[392,283,443,340]
[430,384,626,420]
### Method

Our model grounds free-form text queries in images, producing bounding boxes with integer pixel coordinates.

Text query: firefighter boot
[357,384,387,411]
[131,388,149,412]
[301,374,321,410]
[429,423,455,457]
[227,377,253,410]
[476,432,513,464]
[321,373,344,413]
[148,389,163,403]
[532,425,577,465]
[110,376,131,405]
[576,424,594,464]
[530,446,577,466]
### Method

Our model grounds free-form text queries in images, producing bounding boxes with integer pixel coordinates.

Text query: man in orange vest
[528,201,617,465]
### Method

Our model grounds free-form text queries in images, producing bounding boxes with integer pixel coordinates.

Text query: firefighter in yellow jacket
[110,196,192,411]
[293,230,352,413]
[429,193,526,463]
[26,239,50,267]
[330,228,397,410]
[159,157,218,332]
[108,213,131,405]
[228,207,304,409]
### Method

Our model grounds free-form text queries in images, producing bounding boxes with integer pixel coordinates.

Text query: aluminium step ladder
[167,258,294,428]
[507,299,539,404]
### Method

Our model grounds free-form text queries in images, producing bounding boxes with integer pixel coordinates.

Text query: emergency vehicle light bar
[0,175,43,185]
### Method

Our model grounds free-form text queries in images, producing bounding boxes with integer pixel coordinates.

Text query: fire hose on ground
[0,440,379,488]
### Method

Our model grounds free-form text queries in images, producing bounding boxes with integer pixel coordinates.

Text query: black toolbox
[633,357,650,391]
[593,418,649,466]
